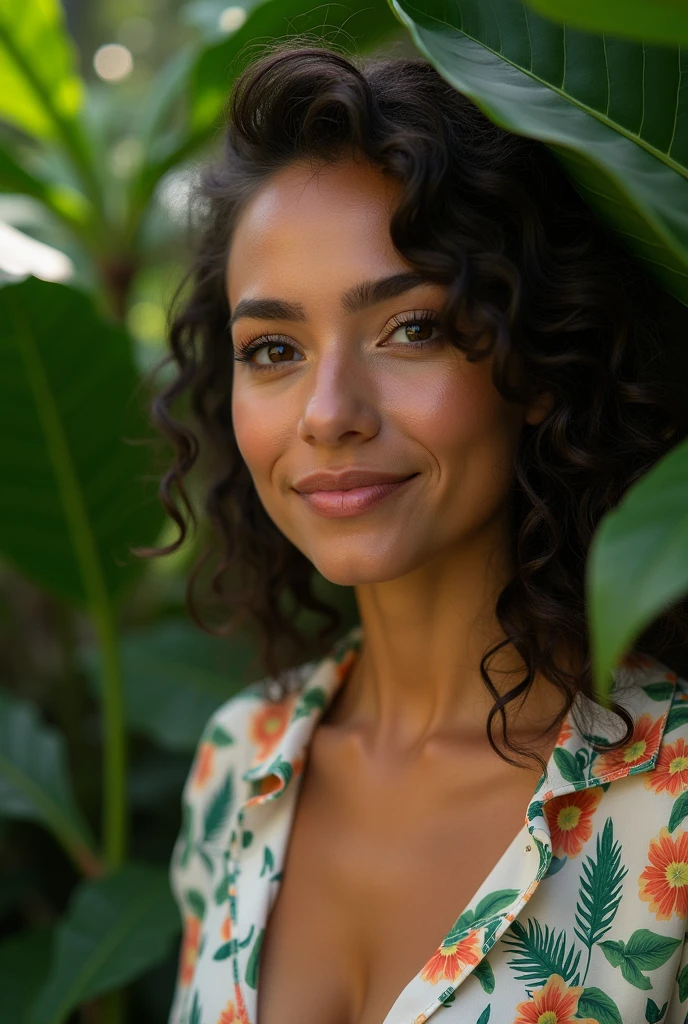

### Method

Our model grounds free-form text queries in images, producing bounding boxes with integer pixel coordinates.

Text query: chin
[308,546,414,587]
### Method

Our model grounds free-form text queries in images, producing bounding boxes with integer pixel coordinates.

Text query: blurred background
[3,0,688,1022]
[0,2,406,1022]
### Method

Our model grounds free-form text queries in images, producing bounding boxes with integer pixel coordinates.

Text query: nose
[296,348,380,447]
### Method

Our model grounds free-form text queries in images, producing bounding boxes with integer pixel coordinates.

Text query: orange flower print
[513,973,599,1024]
[336,646,358,683]
[220,913,232,942]
[179,914,201,987]
[249,695,296,763]
[639,827,688,920]
[592,713,663,779]
[555,718,574,745]
[420,929,482,984]
[545,787,603,859]
[245,772,283,809]
[218,1000,240,1024]
[646,737,688,797]
[217,985,250,1024]
[192,741,215,789]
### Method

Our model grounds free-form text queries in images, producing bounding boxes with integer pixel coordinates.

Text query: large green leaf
[0,0,82,139]
[0,277,164,607]
[84,619,256,751]
[588,438,688,693]
[522,0,688,47]
[0,927,54,1024]
[0,692,97,875]
[0,144,93,241]
[29,863,180,1024]
[390,0,688,305]
[130,0,401,218]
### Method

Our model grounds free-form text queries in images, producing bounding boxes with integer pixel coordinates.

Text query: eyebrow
[228,272,431,328]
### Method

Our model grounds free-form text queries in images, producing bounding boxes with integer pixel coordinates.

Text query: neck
[327,515,570,758]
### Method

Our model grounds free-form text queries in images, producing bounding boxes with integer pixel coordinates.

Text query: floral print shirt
[167,625,688,1024]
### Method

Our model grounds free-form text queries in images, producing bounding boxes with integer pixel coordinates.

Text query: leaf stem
[582,942,593,986]
[93,601,128,868]
[9,294,128,871]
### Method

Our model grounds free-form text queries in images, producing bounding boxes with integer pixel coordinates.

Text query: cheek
[393,357,520,469]
[231,383,290,482]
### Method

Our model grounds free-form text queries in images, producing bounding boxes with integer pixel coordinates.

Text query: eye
[233,336,305,368]
[382,312,443,347]
[253,340,304,365]
[388,319,442,345]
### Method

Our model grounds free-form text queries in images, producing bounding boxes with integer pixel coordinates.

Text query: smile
[296,475,418,518]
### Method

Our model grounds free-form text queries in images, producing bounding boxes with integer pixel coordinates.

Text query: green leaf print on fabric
[208,724,235,746]
[553,747,586,785]
[669,792,688,833]
[502,918,582,989]
[245,928,264,989]
[260,845,274,878]
[265,754,293,790]
[644,682,677,702]
[476,1007,490,1024]
[473,959,495,994]
[574,818,628,983]
[577,986,623,1024]
[546,855,567,878]
[645,996,668,1022]
[202,772,233,844]
[213,865,230,905]
[293,687,327,720]
[535,839,552,880]
[189,989,202,1024]
[666,704,688,736]
[679,961,688,1001]
[212,940,235,961]
[184,889,206,920]
[599,929,682,989]
[445,889,520,944]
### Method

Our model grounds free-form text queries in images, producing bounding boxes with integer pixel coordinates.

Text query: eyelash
[232,309,443,372]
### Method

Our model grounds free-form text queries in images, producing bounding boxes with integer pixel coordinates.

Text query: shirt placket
[385,813,553,1024]
[230,774,306,1024]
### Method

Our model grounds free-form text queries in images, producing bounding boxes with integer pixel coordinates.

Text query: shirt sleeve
[666,927,688,1024]
[166,701,245,1024]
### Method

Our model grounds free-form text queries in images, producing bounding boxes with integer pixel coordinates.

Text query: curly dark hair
[135,44,688,767]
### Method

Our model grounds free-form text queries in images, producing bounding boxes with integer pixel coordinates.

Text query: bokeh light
[127,300,167,344]
[93,43,134,82]
[218,6,247,32]
[0,223,74,283]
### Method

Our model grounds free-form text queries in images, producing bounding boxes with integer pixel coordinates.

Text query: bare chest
[256,736,540,1024]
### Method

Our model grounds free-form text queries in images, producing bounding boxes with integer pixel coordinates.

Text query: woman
[146,46,688,1024]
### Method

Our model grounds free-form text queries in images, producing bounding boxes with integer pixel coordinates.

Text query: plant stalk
[92,601,127,870]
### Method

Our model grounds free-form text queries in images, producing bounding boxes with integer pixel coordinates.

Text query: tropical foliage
[1,0,687,1021]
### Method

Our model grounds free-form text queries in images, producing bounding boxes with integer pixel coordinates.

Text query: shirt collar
[240,625,364,791]
[240,627,677,812]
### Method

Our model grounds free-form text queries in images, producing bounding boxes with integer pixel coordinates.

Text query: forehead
[226,158,406,308]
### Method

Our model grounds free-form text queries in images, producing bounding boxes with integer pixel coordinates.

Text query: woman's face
[228,158,539,586]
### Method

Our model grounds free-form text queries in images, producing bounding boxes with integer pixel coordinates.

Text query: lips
[293,469,418,518]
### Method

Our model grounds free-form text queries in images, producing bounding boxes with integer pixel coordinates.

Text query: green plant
[389,0,688,696]
[0,2,398,1021]
[2,0,688,1019]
